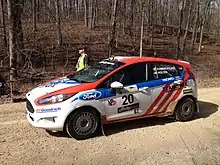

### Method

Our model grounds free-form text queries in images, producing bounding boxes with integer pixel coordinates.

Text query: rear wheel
[66,109,99,140]
[175,98,196,121]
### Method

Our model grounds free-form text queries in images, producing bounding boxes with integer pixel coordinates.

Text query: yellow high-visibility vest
[77,54,87,71]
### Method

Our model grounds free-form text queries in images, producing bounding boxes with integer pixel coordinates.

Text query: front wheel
[175,98,196,121]
[66,109,99,140]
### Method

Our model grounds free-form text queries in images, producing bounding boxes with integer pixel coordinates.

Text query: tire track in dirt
[0,119,26,125]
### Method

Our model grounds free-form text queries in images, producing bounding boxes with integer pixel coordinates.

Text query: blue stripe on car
[71,74,188,103]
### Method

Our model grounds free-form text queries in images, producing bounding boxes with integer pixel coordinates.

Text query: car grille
[26,100,34,113]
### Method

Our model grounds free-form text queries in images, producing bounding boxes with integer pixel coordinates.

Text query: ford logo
[79,91,102,100]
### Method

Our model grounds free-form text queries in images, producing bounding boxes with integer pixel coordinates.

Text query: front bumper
[26,111,64,131]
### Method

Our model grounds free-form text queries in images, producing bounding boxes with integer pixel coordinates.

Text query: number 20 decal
[122,94,134,105]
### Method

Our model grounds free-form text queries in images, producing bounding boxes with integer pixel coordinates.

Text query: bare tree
[92,0,97,28]
[140,1,145,57]
[149,0,154,48]
[1,0,7,48]
[33,0,37,31]
[55,0,63,46]
[88,0,95,29]
[176,0,185,59]
[7,0,18,98]
[130,0,134,27]
[190,0,200,55]
[181,0,193,59]
[84,0,88,27]
[198,0,212,53]
[108,0,118,57]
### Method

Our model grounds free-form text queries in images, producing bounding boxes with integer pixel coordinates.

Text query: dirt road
[1,88,220,165]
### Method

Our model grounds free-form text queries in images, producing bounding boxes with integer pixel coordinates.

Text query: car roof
[109,56,191,68]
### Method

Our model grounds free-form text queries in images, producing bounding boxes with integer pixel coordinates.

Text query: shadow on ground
[47,100,219,139]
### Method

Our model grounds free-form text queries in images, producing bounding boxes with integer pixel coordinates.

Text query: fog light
[40,117,56,123]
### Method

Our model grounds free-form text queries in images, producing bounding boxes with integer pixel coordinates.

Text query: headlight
[37,93,75,105]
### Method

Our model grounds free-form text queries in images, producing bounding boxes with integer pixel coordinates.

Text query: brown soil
[0,87,220,165]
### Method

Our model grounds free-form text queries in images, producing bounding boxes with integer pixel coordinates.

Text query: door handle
[174,80,183,85]
[139,86,149,91]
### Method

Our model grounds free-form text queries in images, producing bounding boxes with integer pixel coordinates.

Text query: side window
[98,63,147,89]
[150,62,183,80]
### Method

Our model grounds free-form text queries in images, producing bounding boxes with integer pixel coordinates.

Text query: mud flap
[100,121,106,136]
[196,99,200,112]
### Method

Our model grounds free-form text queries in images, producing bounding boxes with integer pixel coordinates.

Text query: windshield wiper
[69,77,89,83]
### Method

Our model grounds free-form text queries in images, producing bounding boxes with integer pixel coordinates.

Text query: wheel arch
[63,105,102,131]
[175,95,198,113]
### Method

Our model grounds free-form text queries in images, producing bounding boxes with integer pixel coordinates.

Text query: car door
[145,62,184,115]
[97,62,153,121]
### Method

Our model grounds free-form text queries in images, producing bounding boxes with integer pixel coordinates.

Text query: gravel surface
[0,88,220,165]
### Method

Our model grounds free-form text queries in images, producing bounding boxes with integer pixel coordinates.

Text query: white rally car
[26,56,199,139]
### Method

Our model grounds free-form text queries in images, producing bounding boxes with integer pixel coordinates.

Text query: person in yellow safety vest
[76,48,88,71]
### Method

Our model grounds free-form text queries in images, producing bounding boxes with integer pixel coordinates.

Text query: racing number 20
[122,94,134,105]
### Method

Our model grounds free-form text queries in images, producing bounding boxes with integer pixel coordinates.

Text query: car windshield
[67,60,125,83]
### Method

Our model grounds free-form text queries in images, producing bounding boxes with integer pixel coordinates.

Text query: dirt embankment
[0,88,220,165]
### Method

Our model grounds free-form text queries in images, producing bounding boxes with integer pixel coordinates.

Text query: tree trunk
[140,4,144,57]
[7,0,16,98]
[33,0,37,31]
[166,0,170,26]
[130,0,134,27]
[88,0,93,29]
[48,0,51,21]
[67,0,70,18]
[1,0,7,48]
[122,0,126,35]
[84,0,88,27]
[7,0,24,71]
[108,0,118,57]
[37,0,40,20]
[162,0,168,35]
[92,0,97,28]
[149,0,154,48]
[55,0,63,46]
[75,0,79,20]
[181,0,193,58]
[190,0,200,55]
[61,0,64,13]
[198,0,211,53]
[176,0,185,59]
[198,19,205,53]
[14,0,24,50]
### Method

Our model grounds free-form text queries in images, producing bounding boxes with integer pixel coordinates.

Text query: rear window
[150,62,183,80]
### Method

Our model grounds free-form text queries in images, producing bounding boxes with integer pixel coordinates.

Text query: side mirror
[110,81,123,89]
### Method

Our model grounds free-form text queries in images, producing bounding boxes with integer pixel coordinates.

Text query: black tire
[65,109,99,140]
[175,97,196,122]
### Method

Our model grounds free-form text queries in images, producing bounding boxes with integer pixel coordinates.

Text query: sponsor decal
[79,91,102,100]
[36,107,61,113]
[153,66,176,71]
[183,88,193,94]
[162,77,175,82]
[39,78,79,88]
[118,103,139,113]
[108,99,116,106]
[165,83,182,92]
[99,61,115,65]
[72,97,79,102]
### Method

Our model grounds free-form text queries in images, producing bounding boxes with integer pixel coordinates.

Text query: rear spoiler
[178,60,191,68]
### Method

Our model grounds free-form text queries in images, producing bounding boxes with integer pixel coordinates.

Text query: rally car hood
[28,77,82,98]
